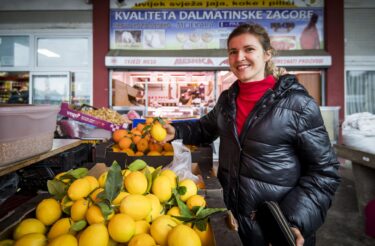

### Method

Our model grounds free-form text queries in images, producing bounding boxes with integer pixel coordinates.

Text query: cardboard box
[59,102,129,132]
[0,186,241,245]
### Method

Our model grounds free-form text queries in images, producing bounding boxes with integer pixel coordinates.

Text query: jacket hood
[273,74,307,96]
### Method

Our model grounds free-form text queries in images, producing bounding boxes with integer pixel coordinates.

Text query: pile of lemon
[0,160,220,246]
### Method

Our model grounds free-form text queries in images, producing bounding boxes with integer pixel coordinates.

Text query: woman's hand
[290,227,304,246]
[162,123,176,143]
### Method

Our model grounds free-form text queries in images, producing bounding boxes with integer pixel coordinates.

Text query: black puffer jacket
[174,74,340,245]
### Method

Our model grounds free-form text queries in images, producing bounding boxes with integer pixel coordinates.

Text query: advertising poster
[109,0,324,51]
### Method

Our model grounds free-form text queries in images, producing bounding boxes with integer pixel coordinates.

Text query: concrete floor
[316,161,375,246]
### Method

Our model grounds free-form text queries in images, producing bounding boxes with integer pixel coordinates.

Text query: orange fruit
[136,138,149,153]
[147,151,162,156]
[135,151,144,156]
[163,143,173,152]
[145,118,154,125]
[136,123,145,132]
[131,130,142,144]
[119,137,132,150]
[113,129,128,143]
[122,148,135,156]
[149,142,163,153]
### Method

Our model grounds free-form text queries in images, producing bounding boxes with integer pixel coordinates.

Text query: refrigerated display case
[0,72,29,104]
[111,71,216,118]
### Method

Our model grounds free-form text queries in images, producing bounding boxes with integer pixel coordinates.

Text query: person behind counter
[162,23,340,246]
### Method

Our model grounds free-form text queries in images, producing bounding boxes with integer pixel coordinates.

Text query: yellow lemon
[14,233,47,246]
[86,205,105,225]
[90,188,104,203]
[67,178,91,201]
[54,172,70,183]
[141,166,155,174]
[124,171,148,195]
[60,195,74,214]
[107,214,135,243]
[167,224,201,246]
[83,176,100,192]
[160,169,177,188]
[122,169,131,177]
[47,218,73,240]
[179,179,198,202]
[48,234,78,246]
[150,123,167,142]
[145,194,163,223]
[98,171,108,188]
[150,215,177,246]
[79,224,109,246]
[120,194,152,221]
[194,224,215,246]
[151,175,172,203]
[186,195,206,210]
[70,198,90,222]
[128,233,156,246]
[166,206,182,224]
[36,198,62,226]
[112,191,130,206]
[134,220,150,235]
[13,218,46,240]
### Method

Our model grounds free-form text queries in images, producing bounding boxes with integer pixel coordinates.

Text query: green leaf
[193,205,205,216]
[158,117,166,125]
[142,125,151,136]
[97,201,114,220]
[152,166,163,181]
[70,220,87,232]
[195,208,227,220]
[128,159,147,171]
[172,189,192,218]
[177,186,187,196]
[47,179,67,200]
[67,168,89,179]
[195,220,207,231]
[145,168,153,193]
[104,161,123,202]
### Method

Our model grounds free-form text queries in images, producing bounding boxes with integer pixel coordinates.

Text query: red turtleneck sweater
[236,75,276,135]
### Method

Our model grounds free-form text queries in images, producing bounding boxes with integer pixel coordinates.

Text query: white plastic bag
[164,139,199,183]
[342,112,375,154]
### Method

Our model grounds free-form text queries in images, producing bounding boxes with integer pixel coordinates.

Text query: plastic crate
[17,144,92,191]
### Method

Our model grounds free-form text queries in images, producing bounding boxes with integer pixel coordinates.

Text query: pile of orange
[111,118,173,156]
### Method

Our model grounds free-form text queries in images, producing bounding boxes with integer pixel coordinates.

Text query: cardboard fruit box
[94,141,222,192]
[0,184,242,246]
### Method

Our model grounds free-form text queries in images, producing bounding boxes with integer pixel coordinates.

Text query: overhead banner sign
[109,0,324,51]
[105,55,332,68]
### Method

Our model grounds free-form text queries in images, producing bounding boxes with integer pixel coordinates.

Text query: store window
[346,70,375,115]
[72,72,91,105]
[31,73,70,105]
[37,37,89,67]
[111,71,216,118]
[0,36,29,67]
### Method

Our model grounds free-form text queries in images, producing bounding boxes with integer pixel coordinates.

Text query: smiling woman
[162,23,340,246]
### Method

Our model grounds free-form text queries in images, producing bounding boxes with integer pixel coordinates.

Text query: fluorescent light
[37,49,60,58]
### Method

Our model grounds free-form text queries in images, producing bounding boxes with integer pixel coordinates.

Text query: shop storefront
[104,0,332,118]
